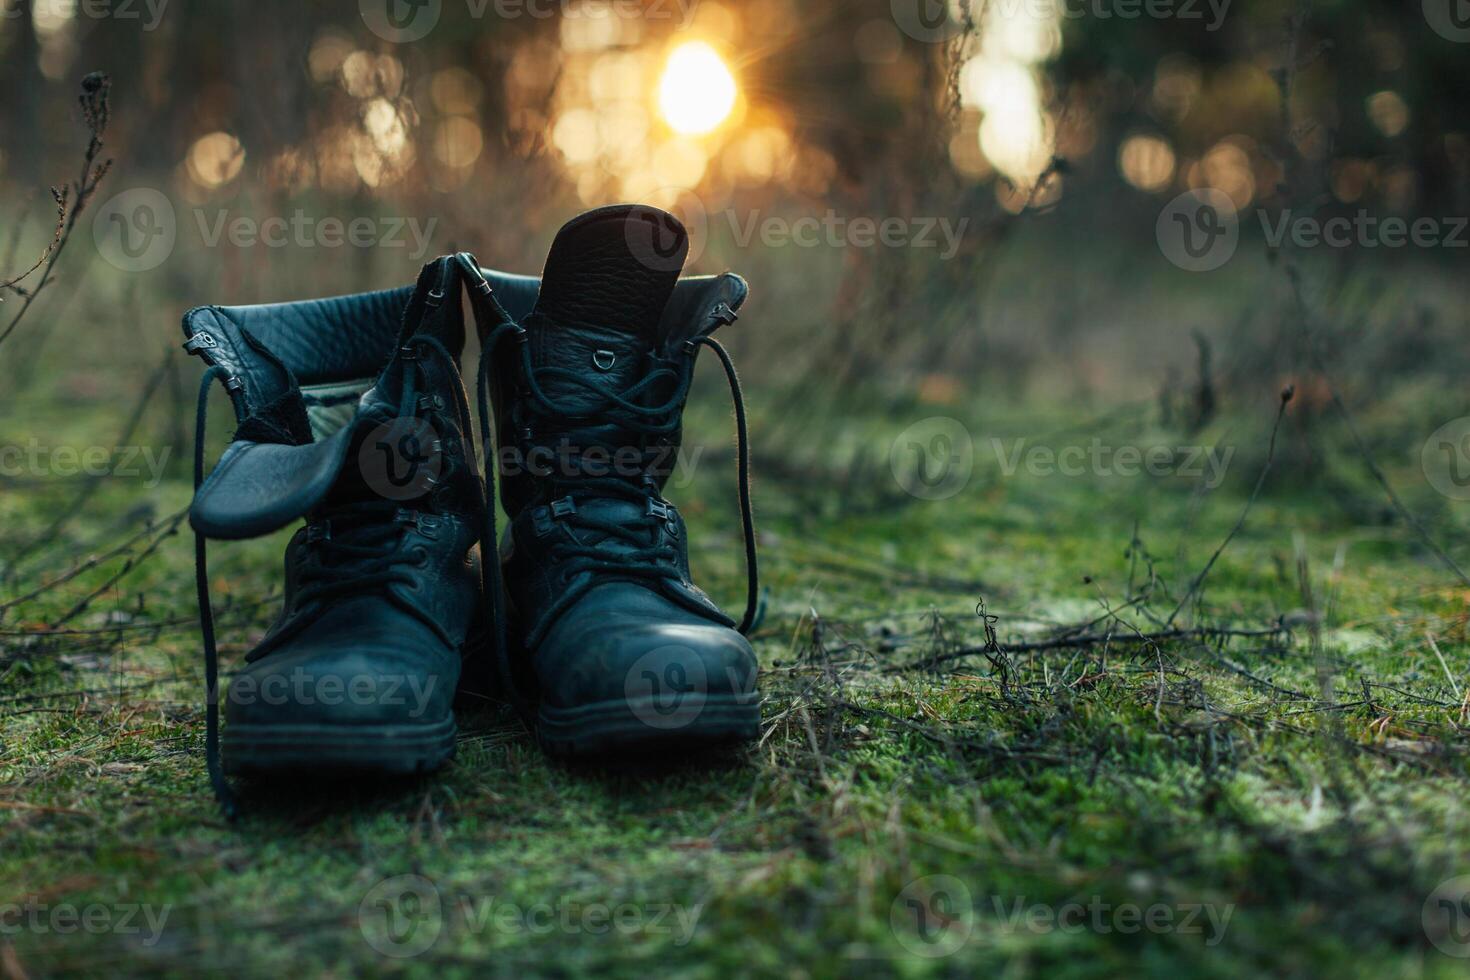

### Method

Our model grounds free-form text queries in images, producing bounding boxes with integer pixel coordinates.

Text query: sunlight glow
[1118,134,1176,192]
[657,41,737,136]
[957,0,1061,185]
[186,132,245,189]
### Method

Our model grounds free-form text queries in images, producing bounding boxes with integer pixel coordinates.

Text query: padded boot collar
[475,266,749,350]
[654,272,747,352]
[187,284,415,390]
[186,256,469,541]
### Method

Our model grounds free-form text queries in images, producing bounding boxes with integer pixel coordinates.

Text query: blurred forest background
[3,0,1467,458]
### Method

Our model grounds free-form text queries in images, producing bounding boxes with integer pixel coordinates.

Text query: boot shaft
[185,254,485,541]
[482,205,746,519]
[184,254,492,816]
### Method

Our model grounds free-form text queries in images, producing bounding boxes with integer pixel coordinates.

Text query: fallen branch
[891,623,1290,672]
[48,510,187,628]
[0,507,188,619]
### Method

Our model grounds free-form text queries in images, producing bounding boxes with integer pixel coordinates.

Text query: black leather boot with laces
[469,205,761,758]
[185,255,488,813]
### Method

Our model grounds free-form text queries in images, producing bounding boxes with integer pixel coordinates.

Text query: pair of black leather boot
[186,206,759,812]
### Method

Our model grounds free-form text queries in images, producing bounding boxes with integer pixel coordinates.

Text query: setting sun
[657,41,737,136]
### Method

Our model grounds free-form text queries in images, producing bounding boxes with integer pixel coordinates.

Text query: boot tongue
[320,257,468,512]
[526,205,687,412]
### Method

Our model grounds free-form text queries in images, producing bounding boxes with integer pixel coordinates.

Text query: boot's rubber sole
[223,715,457,776]
[536,693,759,759]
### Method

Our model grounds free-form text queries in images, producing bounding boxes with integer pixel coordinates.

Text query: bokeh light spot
[658,41,737,136]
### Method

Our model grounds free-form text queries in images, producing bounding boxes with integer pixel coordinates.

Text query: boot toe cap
[225,620,456,729]
[537,612,758,714]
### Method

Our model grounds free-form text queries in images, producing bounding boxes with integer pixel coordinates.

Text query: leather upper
[182,271,741,399]
[185,266,745,542]
[479,207,757,719]
[198,256,487,735]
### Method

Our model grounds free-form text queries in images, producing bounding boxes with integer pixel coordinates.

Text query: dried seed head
[77,72,111,138]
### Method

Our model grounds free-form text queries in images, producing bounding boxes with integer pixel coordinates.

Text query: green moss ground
[5,392,1470,978]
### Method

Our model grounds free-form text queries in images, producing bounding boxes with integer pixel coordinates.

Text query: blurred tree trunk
[4,2,44,185]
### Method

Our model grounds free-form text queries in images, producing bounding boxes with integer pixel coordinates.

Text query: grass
[5,386,1470,979]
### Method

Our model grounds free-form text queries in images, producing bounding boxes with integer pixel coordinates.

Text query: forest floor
[5,389,1470,978]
